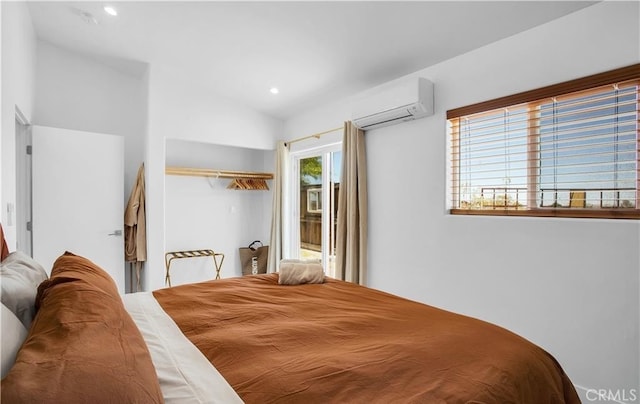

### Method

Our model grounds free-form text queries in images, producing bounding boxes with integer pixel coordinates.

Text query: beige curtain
[267,141,290,273]
[335,121,368,285]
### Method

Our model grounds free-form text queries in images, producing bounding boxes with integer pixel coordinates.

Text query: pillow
[46,251,118,296]
[0,251,48,328]
[0,303,28,379]
[280,258,321,265]
[0,223,8,261]
[278,262,325,285]
[1,252,163,403]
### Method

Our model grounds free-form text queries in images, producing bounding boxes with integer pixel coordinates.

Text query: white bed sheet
[123,292,243,404]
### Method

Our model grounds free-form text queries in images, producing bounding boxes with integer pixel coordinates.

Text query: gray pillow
[0,251,48,328]
[1,303,28,378]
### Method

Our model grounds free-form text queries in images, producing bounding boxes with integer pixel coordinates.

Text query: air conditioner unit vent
[352,77,434,130]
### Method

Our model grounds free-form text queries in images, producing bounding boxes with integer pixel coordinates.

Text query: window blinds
[448,64,640,219]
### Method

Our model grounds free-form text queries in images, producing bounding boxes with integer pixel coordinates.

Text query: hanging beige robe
[125,164,146,291]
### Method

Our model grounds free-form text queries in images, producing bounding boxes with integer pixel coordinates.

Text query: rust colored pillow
[47,251,119,296]
[1,252,163,403]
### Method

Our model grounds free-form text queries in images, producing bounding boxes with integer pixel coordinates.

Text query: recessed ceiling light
[270,87,279,94]
[104,6,118,16]
[77,9,98,25]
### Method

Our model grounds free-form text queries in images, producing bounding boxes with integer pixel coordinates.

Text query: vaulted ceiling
[27,1,596,120]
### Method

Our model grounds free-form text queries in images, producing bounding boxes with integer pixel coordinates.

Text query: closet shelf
[165,166,274,180]
[165,166,273,190]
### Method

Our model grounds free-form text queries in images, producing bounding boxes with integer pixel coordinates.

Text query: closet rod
[285,126,343,146]
[165,166,274,180]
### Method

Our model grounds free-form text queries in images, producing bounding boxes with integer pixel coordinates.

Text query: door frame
[14,107,32,256]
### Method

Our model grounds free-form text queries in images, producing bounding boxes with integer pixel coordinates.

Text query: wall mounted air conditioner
[352,77,434,130]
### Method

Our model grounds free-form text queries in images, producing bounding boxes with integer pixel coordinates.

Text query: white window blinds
[448,64,640,219]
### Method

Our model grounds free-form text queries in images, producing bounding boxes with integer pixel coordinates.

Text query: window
[307,188,322,213]
[448,64,640,219]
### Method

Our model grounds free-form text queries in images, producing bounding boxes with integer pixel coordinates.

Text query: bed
[1,248,580,403]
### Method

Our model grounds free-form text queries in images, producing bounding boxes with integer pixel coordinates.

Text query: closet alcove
[164,139,274,285]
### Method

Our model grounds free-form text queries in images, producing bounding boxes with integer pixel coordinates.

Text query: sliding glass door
[291,145,342,277]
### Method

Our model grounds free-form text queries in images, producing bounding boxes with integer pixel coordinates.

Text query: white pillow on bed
[0,251,48,328]
[1,303,28,379]
[280,259,321,264]
[278,262,325,285]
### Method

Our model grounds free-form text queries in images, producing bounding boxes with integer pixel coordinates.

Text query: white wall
[34,41,148,205]
[284,1,640,398]
[165,140,273,285]
[145,66,281,291]
[1,1,36,249]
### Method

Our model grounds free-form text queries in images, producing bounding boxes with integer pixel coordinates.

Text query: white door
[32,126,125,293]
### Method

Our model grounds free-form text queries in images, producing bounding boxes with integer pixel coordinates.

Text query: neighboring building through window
[307,188,322,213]
[448,64,640,219]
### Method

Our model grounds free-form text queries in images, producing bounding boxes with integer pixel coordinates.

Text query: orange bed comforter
[153,274,579,403]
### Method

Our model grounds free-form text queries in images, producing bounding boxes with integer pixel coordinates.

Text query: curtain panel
[267,141,290,273]
[335,121,368,285]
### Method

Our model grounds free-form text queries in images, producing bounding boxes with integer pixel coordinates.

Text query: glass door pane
[299,156,323,262]
[292,146,342,277]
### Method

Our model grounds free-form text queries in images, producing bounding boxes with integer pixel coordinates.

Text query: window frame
[306,188,323,213]
[447,63,640,220]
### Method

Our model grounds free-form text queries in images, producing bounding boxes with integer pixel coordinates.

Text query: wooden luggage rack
[164,249,225,287]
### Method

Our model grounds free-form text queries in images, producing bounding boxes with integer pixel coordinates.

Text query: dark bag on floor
[239,240,269,275]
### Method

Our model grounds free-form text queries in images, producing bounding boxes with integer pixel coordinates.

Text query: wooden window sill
[450,208,640,220]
